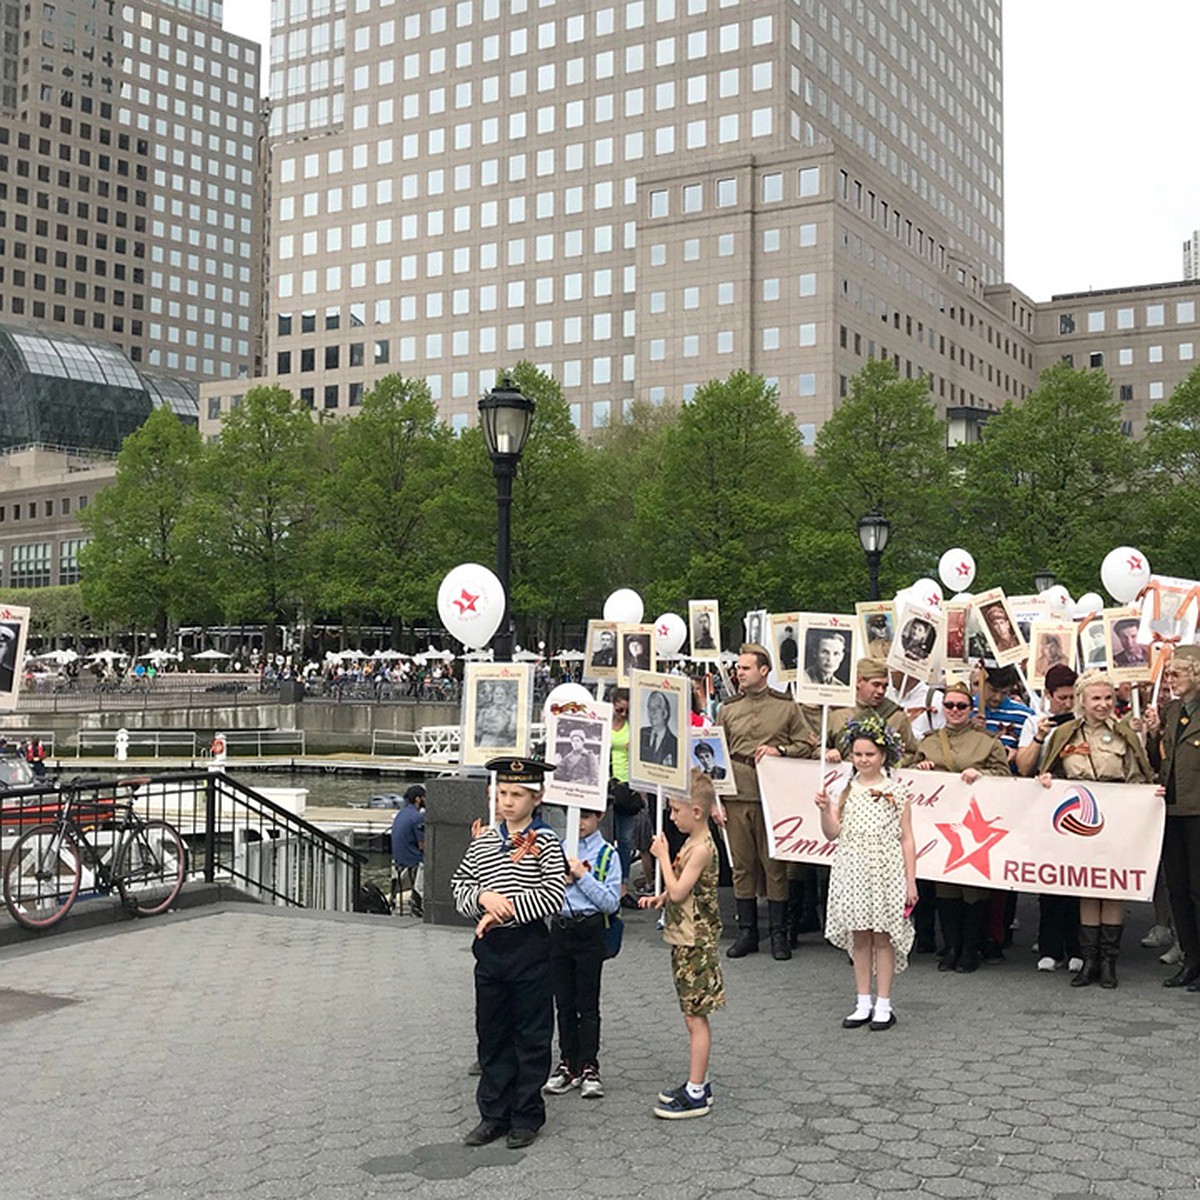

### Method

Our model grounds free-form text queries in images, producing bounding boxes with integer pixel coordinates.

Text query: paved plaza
[1,896,1199,1199]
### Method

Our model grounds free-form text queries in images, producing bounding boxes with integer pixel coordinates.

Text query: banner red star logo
[936,798,1009,880]
[453,589,480,615]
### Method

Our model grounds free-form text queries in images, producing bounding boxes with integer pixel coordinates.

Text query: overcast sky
[223,1,1200,302]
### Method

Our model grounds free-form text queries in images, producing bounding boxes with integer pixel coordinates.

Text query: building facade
[0,0,265,383]
[1184,231,1200,283]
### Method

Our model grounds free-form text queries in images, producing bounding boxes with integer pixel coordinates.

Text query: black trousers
[1037,893,1080,962]
[473,922,553,1131]
[549,914,607,1072]
[1163,815,1200,969]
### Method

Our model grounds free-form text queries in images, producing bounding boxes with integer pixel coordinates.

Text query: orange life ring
[211,736,226,757]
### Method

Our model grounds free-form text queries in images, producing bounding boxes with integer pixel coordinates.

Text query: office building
[1184,232,1200,283]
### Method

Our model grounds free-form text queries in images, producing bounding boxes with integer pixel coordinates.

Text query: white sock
[874,997,892,1019]
[686,1081,706,1100]
[848,993,872,1020]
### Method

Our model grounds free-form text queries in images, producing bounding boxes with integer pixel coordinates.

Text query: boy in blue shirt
[543,803,622,1100]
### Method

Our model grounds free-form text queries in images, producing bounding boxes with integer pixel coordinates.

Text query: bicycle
[2,777,187,931]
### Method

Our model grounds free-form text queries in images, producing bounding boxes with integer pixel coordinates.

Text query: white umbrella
[555,650,586,662]
[139,649,181,662]
[513,648,542,661]
[192,649,231,661]
[461,649,494,661]
[88,649,127,663]
[34,649,79,665]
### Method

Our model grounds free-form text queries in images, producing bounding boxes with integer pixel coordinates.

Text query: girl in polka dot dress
[815,715,918,1031]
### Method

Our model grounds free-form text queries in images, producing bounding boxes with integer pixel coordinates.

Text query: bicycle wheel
[3,824,82,931]
[114,820,187,916]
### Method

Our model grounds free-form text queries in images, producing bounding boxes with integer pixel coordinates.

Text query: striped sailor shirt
[451,818,567,928]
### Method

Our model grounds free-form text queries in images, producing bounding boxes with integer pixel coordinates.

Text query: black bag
[609,779,644,816]
[354,883,394,915]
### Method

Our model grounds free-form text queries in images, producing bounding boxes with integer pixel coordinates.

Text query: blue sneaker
[657,1081,713,1107]
[653,1087,711,1119]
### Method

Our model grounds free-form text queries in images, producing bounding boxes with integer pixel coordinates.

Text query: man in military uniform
[1147,645,1200,990]
[717,644,815,961]
[826,658,920,766]
[914,678,1009,974]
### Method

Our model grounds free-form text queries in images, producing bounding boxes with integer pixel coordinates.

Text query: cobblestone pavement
[1,898,1199,1199]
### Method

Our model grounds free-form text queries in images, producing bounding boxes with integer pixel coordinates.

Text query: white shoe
[1160,944,1183,966]
[1067,957,1084,974]
[1141,924,1173,948]
[1036,956,1057,972]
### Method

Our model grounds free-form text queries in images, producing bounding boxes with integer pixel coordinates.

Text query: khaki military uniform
[828,698,920,766]
[718,688,815,901]
[1041,716,1153,785]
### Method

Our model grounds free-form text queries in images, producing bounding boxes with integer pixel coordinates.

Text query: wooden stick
[819,703,830,762]
[713,795,735,871]
[654,783,664,894]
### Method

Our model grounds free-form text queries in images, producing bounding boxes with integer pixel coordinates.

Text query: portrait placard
[1079,616,1108,669]
[887,600,945,684]
[855,601,895,664]
[544,697,612,815]
[1105,605,1152,683]
[744,608,769,648]
[943,599,971,670]
[769,612,801,685]
[973,587,1027,666]
[1028,619,1078,690]
[1136,575,1199,649]
[795,613,856,705]
[688,599,721,661]
[461,662,534,766]
[616,623,656,687]
[629,670,688,793]
[583,619,619,682]
[1008,595,1050,647]
[688,727,736,797]
[0,604,30,711]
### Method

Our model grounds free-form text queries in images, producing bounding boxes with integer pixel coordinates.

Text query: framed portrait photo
[0,604,30,711]
[1008,595,1050,648]
[629,670,688,793]
[795,613,856,706]
[855,601,895,665]
[1079,617,1108,669]
[583,619,619,682]
[1136,575,1199,650]
[887,600,945,684]
[1028,618,1078,690]
[973,587,1027,666]
[460,662,534,767]
[544,698,612,819]
[688,599,721,661]
[1105,605,1152,683]
[616,623,656,687]
[769,612,801,685]
[943,599,971,670]
[688,727,736,797]
[744,608,769,648]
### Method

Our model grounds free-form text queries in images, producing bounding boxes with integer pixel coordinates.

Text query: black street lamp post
[1033,568,1056,594]
[478,374,535,662]
[857,510,891,601]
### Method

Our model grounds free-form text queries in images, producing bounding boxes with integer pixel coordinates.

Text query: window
[762,327,779,351]
[1088,351,1103,369]
[1118,348,1133,366]
[715,178,736,207]
[1059,313,1075,335]
[1178,301,1196,324]
[1149,381,1164,401]
[1119,384,1133,402]
[798,323,816,347]
[683,183,702,212]
[1149,345,1163,363]
[649,188,668,217]
[762,173,782,203]
[1147,304,1165,327]
[798,273,816,297]
[1117,307,1134,330]
[10,542,52,588]
[798,166,819,197]
[59,538,87,586]
[1087,311,1105,333]
[1181,342,1195,361]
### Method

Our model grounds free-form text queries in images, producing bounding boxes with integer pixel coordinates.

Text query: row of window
[1059,302,1196,335]
[0,497,87,523]
[647,166,820,219]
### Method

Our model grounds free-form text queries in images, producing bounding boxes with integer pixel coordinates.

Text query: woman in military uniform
[914,678,1010,974]
[1039,670,1154,989]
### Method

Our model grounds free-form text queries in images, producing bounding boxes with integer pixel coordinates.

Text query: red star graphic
[1127,554,1143,572]
[956,561,971,578]
[658,623,670,636]
[453,588,480,615]
[935,798,1009,880]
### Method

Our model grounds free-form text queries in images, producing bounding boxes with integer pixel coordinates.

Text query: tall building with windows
[1184,232,1200,282]
[0,0,264,384]
[203,0,1017,442]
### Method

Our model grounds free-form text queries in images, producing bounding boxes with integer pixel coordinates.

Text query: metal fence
[0,730,56,755]
[76,730,199,758]
[219,730,307,758]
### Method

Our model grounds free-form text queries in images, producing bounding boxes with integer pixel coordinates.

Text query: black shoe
[954,954,980,974]
[467,1059,482,1076]
[842,1011,872,1029]
[726,929,759,958]
[869,1012,897,1031]
[1164,966,1200,988]
[770,929,792,961]
[463,1120,509,1147]
[506,1128,538,1150]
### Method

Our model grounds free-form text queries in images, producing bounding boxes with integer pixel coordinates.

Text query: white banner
[758,758,1163,901]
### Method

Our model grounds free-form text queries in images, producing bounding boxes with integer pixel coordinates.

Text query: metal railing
[76,730,198,758]
[0,731,56,755]
[370,730,420,757]
[0,771,364,914]
[219,730,306,757]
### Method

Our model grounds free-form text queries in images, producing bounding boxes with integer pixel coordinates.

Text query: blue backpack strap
[594,843,614,883]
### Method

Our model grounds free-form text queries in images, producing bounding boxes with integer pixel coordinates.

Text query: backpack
[354,882,394,915]
[593,844,623,960]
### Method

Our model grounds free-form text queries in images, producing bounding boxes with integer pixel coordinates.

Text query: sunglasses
[943,701,972,711]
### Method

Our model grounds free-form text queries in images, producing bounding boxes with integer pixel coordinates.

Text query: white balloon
[892,587,915,612]
[1039,585,1073,613]
[1100,546,1151,604]
[542,682,596,722]
[1074,591,1104,619]
[911,577,943,608]
[937,548,977,593]
[437,562,506,650]
[653,612,687,656]
[603,587,644,624]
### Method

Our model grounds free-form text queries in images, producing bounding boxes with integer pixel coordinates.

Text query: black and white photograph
[460,662,533,767]
[769,612,801,685]
[689,728,736,797]
[1028,619,1078,690]
[1136,575,1199,649]
[1106,606,1152,683]
[583,619,619,681]
[795,613,856,706]
[629,670,688,793]
[886,600,945,684]
[973,587,1027,667]
[544,698,612,840]
[855,601,895,663]
[0,606,30,711]
[688,599,721,661]
[616,623,656,687]
[744,608,769,648]
[1079,618,1108,669]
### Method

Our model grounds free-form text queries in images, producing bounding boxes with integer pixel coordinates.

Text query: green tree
[197,385,320,653]
[0,585,96,642]
[78,406,208,641]
[316,375,453,627]
[1140,364,1200,576]
[956,362,1139,595]
[805,360,955,606]
[633,371,811,618]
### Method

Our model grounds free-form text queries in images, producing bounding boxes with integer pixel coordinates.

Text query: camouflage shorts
[671,942,725,1017]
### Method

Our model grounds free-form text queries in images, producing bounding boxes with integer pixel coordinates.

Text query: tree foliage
[1140,364,1200,577]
